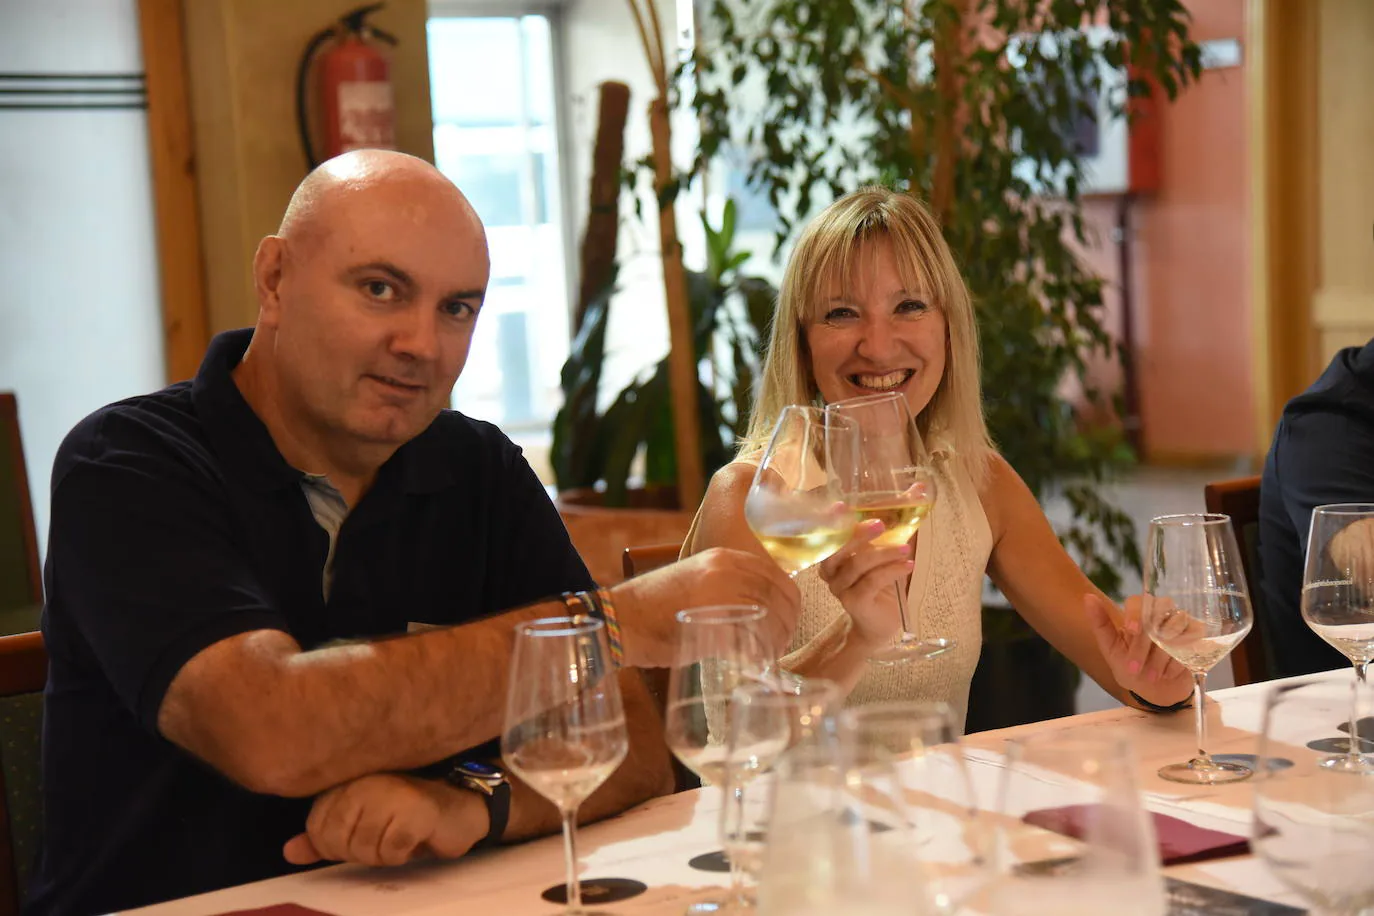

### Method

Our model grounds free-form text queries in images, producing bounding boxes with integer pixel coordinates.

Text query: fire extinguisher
[295,3,399,169]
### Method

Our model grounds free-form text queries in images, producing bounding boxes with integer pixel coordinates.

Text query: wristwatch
[446,759,510,849]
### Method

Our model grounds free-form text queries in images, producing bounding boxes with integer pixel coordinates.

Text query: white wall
[0,0,166,553]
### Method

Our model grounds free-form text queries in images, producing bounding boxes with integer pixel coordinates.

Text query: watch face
[456,760,505,781]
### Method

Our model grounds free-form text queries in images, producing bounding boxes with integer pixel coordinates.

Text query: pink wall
[1080,0,1254,460]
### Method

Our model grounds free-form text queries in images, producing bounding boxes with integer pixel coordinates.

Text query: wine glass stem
[1348,660,1370,759]
[560,807,581,915]
[893,579,915,637]
[1191,672,1209,763]
[726,785,747,903]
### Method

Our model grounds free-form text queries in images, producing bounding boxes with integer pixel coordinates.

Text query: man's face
[260,181,490,455]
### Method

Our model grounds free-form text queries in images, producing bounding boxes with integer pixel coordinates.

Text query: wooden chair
[0,395,41,615]
[0,631,46,916]
[620,541,694,790]
[621,543,684,580]
[1204,475,1272,686]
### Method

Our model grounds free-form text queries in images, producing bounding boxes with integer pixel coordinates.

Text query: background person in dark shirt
[31,150,800,915]
[1258,337,1374,678]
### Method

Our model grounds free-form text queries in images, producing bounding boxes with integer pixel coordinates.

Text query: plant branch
[625,0,666,93]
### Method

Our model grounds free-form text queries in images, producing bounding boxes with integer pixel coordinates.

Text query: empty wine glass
[1252,679,1374,915]
[503,617,629,916]
[664,605,772,915]
[720,678,842,911]
[1141,513,1254,785]
[1302,504,1374,772]
[840,701,990,915]
[992,732,1164,916]
[825,391,949,664]
[745,406,859,577]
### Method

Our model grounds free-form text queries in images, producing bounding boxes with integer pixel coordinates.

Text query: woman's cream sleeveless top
[785,452,993,731]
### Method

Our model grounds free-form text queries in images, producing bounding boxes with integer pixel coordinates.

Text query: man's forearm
[160,600,556,797]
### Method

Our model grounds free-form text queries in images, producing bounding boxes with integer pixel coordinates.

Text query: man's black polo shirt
[1258,337,1374,678]
[29,329,593,915]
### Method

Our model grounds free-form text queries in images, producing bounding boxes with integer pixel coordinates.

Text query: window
[427,9,570,434]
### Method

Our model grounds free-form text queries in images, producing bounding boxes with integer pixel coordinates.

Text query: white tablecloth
[127,670,1358,915]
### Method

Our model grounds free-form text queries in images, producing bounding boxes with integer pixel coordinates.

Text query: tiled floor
[1044,461,1256,713]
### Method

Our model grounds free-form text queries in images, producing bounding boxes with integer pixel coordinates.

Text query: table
[129,670,1354,916]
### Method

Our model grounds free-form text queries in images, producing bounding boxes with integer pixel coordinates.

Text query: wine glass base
[1157,759,1253,785]
[1317,750,1374,773]
[869,635,956,665]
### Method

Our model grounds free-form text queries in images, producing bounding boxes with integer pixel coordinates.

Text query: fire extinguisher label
[337,81,397,152]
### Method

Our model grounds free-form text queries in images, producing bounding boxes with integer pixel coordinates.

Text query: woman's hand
[1084,594,1194,708]
[816,520,914,649]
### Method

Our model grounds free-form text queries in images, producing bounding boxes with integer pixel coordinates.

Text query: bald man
[32,152,799,915]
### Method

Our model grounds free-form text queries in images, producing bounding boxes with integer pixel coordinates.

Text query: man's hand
[1085,594,1194,708]
[612,547,802,667]
[282,774,488,867]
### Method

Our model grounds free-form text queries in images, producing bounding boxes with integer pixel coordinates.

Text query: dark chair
[0,395,41,619]
[1204,475,1272,686]
[0,631,46,916]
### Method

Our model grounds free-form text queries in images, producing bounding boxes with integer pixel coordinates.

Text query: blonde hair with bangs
[741,187,995,484]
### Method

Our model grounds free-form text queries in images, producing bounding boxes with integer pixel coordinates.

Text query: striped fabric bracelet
[560,589,625,668]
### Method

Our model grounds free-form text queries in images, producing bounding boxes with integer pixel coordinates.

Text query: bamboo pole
[628,0,705,508]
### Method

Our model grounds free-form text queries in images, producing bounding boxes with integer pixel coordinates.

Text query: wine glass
[1141,513,1255,785]
[840,701,990,915]
[720,678,842,911]
[992,733,1164,916]
[664,605,772,915]
[1301,504,1374,772]
[1252,679,1374,915]
[825,391,949,664]
[745,406,859,577]
[502,616,629,916]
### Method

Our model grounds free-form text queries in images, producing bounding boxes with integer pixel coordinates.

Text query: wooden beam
[138,0,210,383]
[1247,0,1320,453]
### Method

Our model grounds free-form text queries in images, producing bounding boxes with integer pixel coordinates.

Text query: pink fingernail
[1128,660,1141,674]
[898,544,912,556]
[903,560,915,571]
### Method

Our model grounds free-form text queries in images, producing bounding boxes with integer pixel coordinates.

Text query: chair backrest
[1203,476,1271,686]
[621,543,684,581]
[0,395,41,614]
[620,541,694,790]
[0,631,46,916]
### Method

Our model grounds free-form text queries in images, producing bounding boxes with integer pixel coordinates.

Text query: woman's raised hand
[816,519,915,648]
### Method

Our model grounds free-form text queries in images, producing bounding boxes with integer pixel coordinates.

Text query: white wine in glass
[1142,513,1254,785]
[1301,503,1374,773]
[744,406,858,577]
[826,391,950,664]
[503,617,628,916]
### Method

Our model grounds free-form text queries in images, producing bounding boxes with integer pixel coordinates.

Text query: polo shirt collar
[191,329,456,497]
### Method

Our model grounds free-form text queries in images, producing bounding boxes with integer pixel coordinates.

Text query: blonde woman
[683,187,1191,730]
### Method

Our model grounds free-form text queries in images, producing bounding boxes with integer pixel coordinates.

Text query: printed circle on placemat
[688,850,731,873]
[1211,753,1293,771]
[1306,736,1368,755]
[540,878,649,905]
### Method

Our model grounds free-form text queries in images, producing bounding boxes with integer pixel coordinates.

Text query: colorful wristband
[560,589,625,668]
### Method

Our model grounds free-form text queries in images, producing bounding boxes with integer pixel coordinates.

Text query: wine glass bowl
[1141,513,1254,785]
[1302,504,1374,772]
[1252,679,1374,915]
[502,616,629,916]
[825,391,952,663]
[744,406,858,577]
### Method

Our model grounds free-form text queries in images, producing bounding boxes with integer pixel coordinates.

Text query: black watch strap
[446,760,510,848]
[1129,689,1192,713]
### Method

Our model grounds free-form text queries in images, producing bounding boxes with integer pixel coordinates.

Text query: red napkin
[207,906,340,916]
[1023,804,1250,865]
